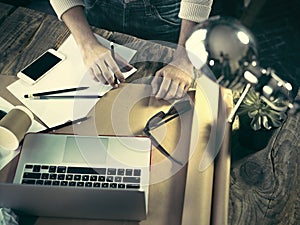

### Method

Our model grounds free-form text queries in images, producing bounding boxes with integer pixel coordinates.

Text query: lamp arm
[227,83,252,123]
[241,62,299,114]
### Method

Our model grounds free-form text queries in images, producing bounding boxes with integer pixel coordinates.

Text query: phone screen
[21,51,63,81]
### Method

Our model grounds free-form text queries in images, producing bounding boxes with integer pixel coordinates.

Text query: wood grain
[0,7,44,75]
[0,3,14,24]
[5,17,69,75]
[229,90,300,225]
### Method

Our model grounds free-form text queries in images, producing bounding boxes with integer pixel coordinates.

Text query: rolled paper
[0,106,33,151]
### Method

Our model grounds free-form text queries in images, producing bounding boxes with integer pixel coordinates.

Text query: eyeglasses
[0,110,7,120]
[143,100,192,165]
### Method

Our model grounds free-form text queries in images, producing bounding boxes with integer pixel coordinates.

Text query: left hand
[151,50,194,100]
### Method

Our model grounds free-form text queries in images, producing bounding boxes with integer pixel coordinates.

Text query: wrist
[173,47,191,66]
[78,35,99,52]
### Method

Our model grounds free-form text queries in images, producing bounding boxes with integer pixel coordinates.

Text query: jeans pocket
[85,0,102,10]
[150,2,181,26]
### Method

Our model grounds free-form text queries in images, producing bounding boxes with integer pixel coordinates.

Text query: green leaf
[262,115,272,130]
[251,116,261,131]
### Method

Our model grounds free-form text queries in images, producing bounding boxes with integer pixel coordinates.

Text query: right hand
[60,6,133,87]
[81,41,132,87]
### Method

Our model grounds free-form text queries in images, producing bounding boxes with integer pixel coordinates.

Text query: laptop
[0,133,152,221]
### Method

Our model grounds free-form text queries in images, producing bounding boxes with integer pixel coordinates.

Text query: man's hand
[82,42,129,87]
[61,6,132,88]
[151,19,200,100]
[151,48,194,100]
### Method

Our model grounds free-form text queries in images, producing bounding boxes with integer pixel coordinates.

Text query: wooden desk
[0,2,298,225]
[0,72,232,225]
[0,3,232,225]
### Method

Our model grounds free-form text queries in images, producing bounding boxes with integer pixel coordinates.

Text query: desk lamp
[185,16,300,122]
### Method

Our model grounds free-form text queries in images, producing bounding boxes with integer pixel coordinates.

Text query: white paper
[0,97,46,170]
[7,34,137,127]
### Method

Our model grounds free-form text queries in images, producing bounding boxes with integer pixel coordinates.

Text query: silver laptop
[0,133,151,221]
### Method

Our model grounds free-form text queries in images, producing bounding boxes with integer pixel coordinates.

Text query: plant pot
[238,115,276,151]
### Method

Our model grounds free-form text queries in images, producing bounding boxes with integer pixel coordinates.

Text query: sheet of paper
[0,97,46,170]
[7,34,137,127]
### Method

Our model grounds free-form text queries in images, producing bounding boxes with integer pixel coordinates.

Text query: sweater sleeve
[179,0,213,23]
[49,0,85,20]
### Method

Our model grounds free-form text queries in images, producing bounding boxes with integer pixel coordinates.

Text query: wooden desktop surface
[0,74,231,225]
[0,3,232,225]
[0,3,298,225]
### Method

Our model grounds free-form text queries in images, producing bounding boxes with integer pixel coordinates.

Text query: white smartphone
[17,49,65,85]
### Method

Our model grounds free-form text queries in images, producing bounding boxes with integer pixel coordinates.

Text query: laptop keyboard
[21,164,142,190]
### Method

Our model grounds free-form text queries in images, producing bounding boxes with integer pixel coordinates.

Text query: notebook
[0,133,151,221]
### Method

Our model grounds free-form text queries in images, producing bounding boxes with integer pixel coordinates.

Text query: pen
[39,116,89,133]
[110,42,118,85]
[24,87,89,98]
[28,95,102,100]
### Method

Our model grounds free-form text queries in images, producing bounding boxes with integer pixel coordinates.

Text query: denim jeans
[84,0,181,43]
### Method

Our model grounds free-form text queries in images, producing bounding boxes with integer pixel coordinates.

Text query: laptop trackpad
[63,137,107,165]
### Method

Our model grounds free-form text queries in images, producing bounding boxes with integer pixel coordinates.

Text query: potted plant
[235,87,287,150]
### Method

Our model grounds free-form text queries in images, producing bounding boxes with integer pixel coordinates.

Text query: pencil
[39,116,89,133]
[24,86,89,98]
[28,95,102,99]
[110,42,118,85]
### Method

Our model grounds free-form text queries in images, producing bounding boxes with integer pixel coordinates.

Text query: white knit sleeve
[179,0,213,23]
[49,0,85,20]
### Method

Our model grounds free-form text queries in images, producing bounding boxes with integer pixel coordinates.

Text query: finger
[155,76,171,99]
[174,83,187,99]
[87,67,98,82]
[95,63,110,84]
[164,81,179,100]
[98,60,117,87]
[89,64,104,83]
[106,57,125,82]
[151,73,163,95]
[184,82,191,92]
